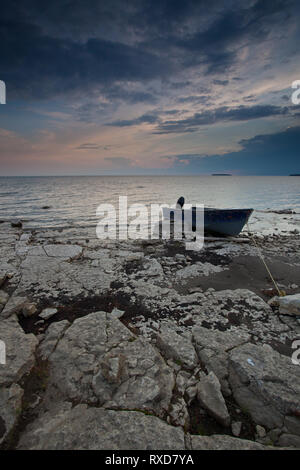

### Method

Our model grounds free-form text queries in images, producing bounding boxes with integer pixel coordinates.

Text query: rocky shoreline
[0,221,300,450]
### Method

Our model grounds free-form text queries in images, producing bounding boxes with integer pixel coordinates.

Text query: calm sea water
[0,176,299,234]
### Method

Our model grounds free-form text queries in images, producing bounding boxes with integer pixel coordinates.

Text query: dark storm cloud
[212,80,229,86]
[161,109,183,116]
[244,95,257,103]
[177,95,210,104]
[171,126,300,175]
[141,0,296,74]
[156,104,290,133]
[108,113,160,127]
[181,0,290,51]
[0,19,168,100]
[107,103,292,131]
[154,105,290,134]
[2,0,298,101]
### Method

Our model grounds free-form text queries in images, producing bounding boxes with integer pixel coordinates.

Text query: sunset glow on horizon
[1,0,300,176]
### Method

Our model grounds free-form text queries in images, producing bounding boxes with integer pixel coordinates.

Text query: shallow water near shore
[0,175,299,235]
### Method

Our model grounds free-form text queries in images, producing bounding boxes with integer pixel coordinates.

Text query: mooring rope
[246,223,284,297]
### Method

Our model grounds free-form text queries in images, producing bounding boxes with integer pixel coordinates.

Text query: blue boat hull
[204,208,253,237]
[199,208,253,236]
[163,207,253,237]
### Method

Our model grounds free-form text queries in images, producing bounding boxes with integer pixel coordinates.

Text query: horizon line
[0,174,297,178]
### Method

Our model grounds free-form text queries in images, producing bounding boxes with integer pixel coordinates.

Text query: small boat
[162,207,253,237]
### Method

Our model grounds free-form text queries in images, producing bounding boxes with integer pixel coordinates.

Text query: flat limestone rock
[43,244,83,259]
[18,404,185,450]
[278,294,300,316]
[190,434,266,450]
[38,320,70,360]
[277,433,300,448]
[0,320,38,387]
[17,253,115,299]
[0,383,24,445]
[46,312,174,417]
[0,321,37,444]
[176,263,225,282]
[197,371,230,427]
[1,296,29,319]
[229,342,300,431]
[193,325,250,353]
[155,324,198,370]
[192,325,250,396]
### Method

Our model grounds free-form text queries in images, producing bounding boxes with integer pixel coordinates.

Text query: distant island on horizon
[211,173,232,176]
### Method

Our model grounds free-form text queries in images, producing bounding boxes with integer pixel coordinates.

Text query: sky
[0,0,300,176]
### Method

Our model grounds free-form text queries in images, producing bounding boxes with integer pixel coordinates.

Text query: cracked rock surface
[0,222,300,449]
[17,403,186,450]
[229,342,300,430]
[44,312,174,417]
[0,320,37,444]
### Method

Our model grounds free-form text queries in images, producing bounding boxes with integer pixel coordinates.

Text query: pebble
[256,425,266,438]
[110,308,125,319]
[39,308,58,320]
[232,421,242,437]
[23,303,38,317]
